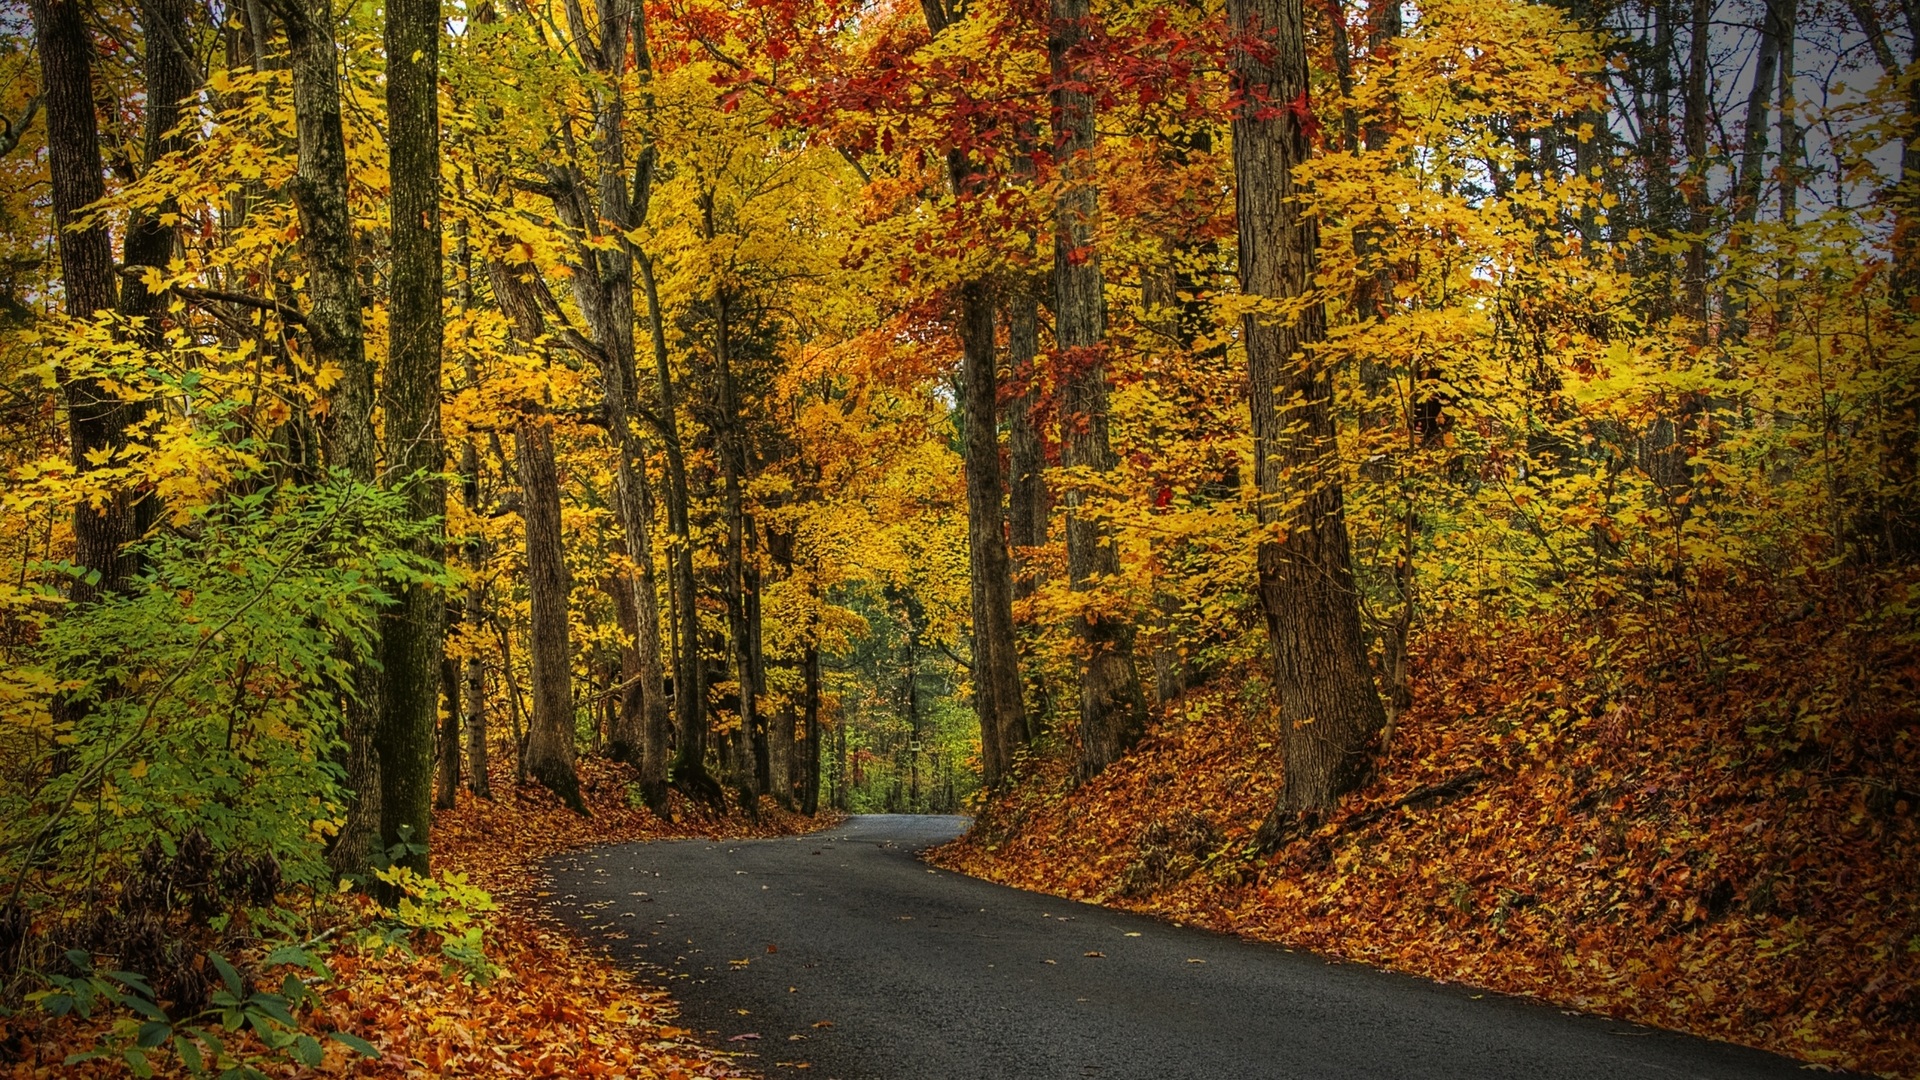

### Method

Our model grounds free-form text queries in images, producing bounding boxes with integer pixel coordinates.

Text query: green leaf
[136,1020,172,1047]
[173,1033,206,1076]
[123,1047,155,1078]
[329,1031,380,1058]
[292,1033,323,1067]
[247,992,296,1028]
[208,953,243,996]
[106,970,157,998]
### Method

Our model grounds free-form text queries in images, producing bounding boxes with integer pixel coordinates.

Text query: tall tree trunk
[378,0,445,872]
[435,639,460,809]
[1229,0,1387,824]
[960,287,1027,786]
[638,256,718,807]
[1775,0,1799,223]
[30,0,137,606]
[711,287,763,803]
[517,419,586,813]
[918,0,1030,786]
[1731,2,1781,229]
[1006,292,1048,602]
[120,0,193,536]
[1682,0,1714,335]
[1640,0,1678,316]
[802,621,822,815]
[264,0,381,875]
[1052,0,1144,779]
[452,217,492,801]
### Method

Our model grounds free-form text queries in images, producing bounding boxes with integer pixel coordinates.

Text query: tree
[1227,0,1387,823]
[377,0,448,872]
[517,416,586,813]
[28,0,137,605]
[1053,0,1145,777]
[263,0,382,874]
[919,0,1030,790]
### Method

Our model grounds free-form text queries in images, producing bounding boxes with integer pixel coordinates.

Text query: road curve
[545,814,1817,1080]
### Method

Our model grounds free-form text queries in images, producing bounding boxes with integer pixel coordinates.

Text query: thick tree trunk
[378,0,446,872]
[802,630,822,815]
[264,0,382,875]
[1229,0,1387,823]
[960,286,1027,786]
[31,0,138,607]
[1052,0,1144,779]
[517,419,586,813]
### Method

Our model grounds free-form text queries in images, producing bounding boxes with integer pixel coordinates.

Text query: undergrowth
[2,756,833,1078]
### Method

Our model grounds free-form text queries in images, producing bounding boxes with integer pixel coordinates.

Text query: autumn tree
[1228,0,1387,822]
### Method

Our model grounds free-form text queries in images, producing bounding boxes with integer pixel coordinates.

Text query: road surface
[545,814,1817,1079]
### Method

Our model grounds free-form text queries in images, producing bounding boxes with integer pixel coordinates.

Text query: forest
[0,0,1915,1071]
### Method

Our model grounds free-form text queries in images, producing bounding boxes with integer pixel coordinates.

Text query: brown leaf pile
[5,756,834,1078]
[934,594,1920,1078]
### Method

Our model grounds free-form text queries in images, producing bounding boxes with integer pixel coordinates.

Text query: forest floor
[3,757,832,1078]
[933,598,1920,1079]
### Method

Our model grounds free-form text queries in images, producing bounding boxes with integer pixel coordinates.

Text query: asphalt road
[545,815,1816,1080]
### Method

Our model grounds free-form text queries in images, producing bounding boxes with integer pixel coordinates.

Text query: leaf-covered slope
[934,599,1919,1078]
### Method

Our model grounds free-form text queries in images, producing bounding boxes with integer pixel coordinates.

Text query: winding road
[545,815,1815,1080]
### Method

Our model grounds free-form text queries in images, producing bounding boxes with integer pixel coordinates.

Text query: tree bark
[30,0,138,607]
[1730,2,1781,229]
[1006,292,1049,602]
[435,639,461,809]
[1682,0,1713,334]
[1229,0,1387,822]
[516,419,586,813]
[119,0,193,537]
[378,0,446,872]
[636,255,719,807]
[1052,0,1144,779]
[709,286,764,803]
[960,286,1028,786]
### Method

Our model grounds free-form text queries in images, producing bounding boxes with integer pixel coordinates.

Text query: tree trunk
[377,0,446,873]
[1682,0,1713,334]
[1774,0,1799,223]
[264,0,382,875]
[1730,2,1781,229]
[30,0,138,607]
[1006,293,1049,602]
[960,286,1027,787]
[638,256,719,808]
[120,0,193,536]
[802,572,824,815]
[711,288,763,804]
[1229,0,1388,823]
[1052,0,1144,779]
[435,636,460,810]
[517,419,586,814]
